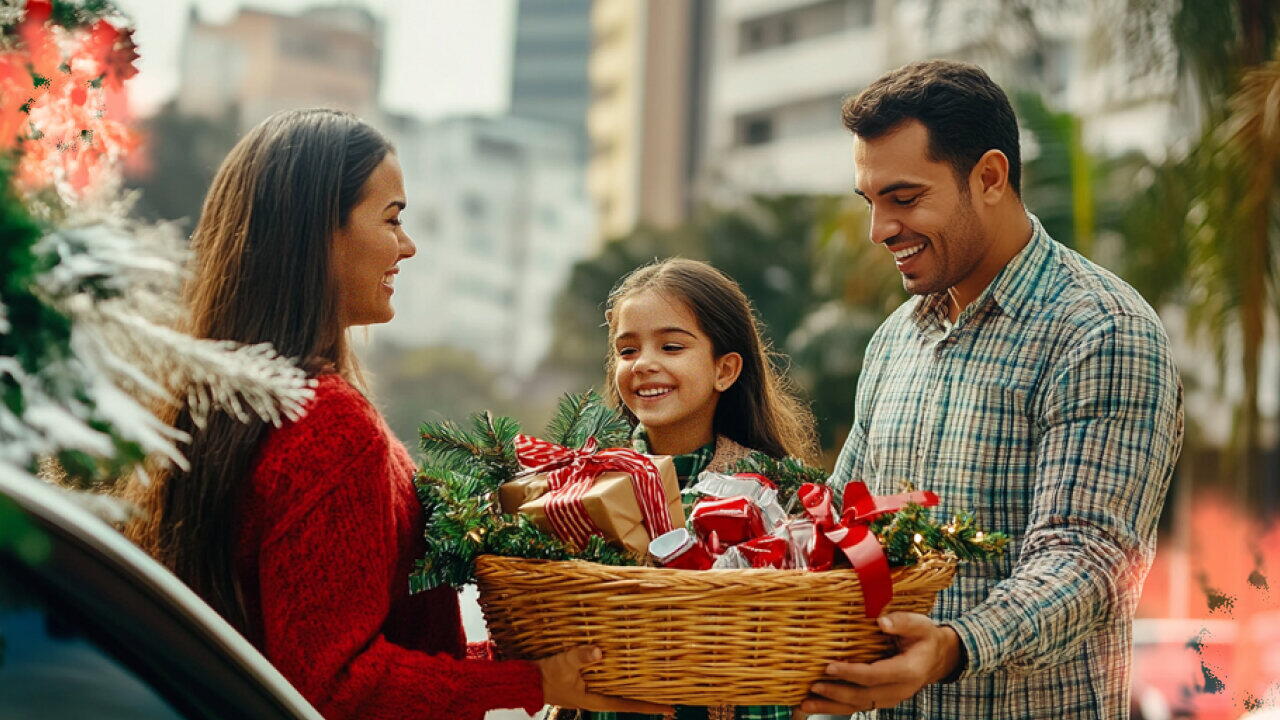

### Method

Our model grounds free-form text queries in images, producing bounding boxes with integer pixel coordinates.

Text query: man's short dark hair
[842,60,1022,195]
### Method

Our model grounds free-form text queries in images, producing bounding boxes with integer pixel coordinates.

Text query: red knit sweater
[236,373,544,720]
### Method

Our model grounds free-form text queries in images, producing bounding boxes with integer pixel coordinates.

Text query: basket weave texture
[474,553,957,706]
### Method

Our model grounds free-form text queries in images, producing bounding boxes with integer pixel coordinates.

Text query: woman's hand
[536,646,674,714]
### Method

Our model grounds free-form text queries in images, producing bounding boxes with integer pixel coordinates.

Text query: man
[804,60,1184,719]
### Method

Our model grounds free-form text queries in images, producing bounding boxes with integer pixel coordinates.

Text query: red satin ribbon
[797,481,939,617]
[514,435,674,550]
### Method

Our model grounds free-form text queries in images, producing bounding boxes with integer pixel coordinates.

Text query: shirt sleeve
[945,314,1183,676]
[253,422,544,720]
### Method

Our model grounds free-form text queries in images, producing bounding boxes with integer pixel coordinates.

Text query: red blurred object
[1129,490,1280,719]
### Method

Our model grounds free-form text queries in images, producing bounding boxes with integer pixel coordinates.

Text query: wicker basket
[474,553,957,706]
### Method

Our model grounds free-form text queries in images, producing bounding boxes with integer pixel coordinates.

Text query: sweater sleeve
[251,384,544,720]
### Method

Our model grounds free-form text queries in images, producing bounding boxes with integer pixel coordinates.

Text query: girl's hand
[535,646,674,714]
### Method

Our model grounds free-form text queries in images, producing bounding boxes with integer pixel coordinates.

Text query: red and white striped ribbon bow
[514,434,675,550]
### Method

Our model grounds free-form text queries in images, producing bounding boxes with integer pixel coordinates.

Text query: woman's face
[331,153,415,328]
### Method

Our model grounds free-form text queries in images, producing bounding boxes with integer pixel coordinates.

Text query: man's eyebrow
[875,181,925,196]
[386,200,406,211]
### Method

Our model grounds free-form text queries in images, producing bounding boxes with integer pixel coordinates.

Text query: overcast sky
[113,0,517,120]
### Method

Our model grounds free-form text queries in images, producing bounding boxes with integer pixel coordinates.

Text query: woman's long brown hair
[125,109,391,634]
[605,258,820,465]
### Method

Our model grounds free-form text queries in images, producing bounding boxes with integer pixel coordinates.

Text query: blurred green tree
[1102,1,1280,499]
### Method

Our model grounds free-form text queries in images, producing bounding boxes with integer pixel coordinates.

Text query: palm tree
[1108,1,1279,503]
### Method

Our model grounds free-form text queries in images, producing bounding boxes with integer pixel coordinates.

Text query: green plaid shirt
[584,432,792,720]
[831,214,1183,719]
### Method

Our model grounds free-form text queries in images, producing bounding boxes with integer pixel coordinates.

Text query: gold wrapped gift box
[498,455,683,555]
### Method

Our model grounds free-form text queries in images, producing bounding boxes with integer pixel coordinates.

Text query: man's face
[852,120,989,296]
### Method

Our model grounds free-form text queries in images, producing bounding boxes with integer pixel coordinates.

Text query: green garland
[412,392,1008,590]
[727,452,826,509]
[870,504,1009,567]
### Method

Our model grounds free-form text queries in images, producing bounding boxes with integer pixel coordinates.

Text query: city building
[175,5,381,130]
[698,0,1182,200]
[701,0,886,199]
[510,0,593,156]
[586,0,709,244]
[375,114,594,378]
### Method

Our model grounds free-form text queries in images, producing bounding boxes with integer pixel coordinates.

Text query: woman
[126,109,667,720]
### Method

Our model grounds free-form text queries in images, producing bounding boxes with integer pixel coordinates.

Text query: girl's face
[331,153,415,328]
[612,290,742,451]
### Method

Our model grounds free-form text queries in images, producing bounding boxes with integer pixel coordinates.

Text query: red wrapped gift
[649,528,715,570]
[735,535,789,568]
[691,495,766,547]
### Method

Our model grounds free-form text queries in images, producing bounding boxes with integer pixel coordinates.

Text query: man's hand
[536,646,674,714]
[801,612,963,714]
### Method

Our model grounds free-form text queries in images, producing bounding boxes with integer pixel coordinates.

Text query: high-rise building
[700,0,890,198]
[376,114,594,378]
[586,0,708,244]
[176,5,382,130]
[510,0,592,154]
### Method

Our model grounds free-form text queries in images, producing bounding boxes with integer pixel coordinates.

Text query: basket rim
[474,551,957,591]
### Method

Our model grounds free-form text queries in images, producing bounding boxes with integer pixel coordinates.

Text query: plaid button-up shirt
[831,214,1183,720]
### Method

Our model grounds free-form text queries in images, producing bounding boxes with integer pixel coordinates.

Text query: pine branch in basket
[412,392,640,591]
[419,411,520,491]
[871,502,1010,567]
[544,389,632,449]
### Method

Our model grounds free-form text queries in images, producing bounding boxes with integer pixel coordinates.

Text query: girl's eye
[617,347,637,357]
[662,344,684,352]
[388,217,403,227]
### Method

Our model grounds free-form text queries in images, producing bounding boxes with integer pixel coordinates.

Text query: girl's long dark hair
[605,258,819,465]
[125,109,391,635]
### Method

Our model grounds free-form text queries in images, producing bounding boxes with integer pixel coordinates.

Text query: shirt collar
[910,212,1054,334]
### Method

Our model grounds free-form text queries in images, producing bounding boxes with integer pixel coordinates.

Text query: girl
[125,109,665,720]
[601,257,820,720]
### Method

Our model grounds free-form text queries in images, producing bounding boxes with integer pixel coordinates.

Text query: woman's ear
[714,352,743,392]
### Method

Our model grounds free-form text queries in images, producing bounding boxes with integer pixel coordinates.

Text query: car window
[0,571,185,719]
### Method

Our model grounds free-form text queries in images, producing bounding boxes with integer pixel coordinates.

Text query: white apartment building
[375,115,594,378]
[699,0,1182,200]
[701,0,886,198]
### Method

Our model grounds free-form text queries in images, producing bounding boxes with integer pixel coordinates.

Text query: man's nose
[869,208,901,246]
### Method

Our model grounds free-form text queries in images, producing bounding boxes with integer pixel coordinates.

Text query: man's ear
[714,352,743,392]
[971,149,1011,205]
